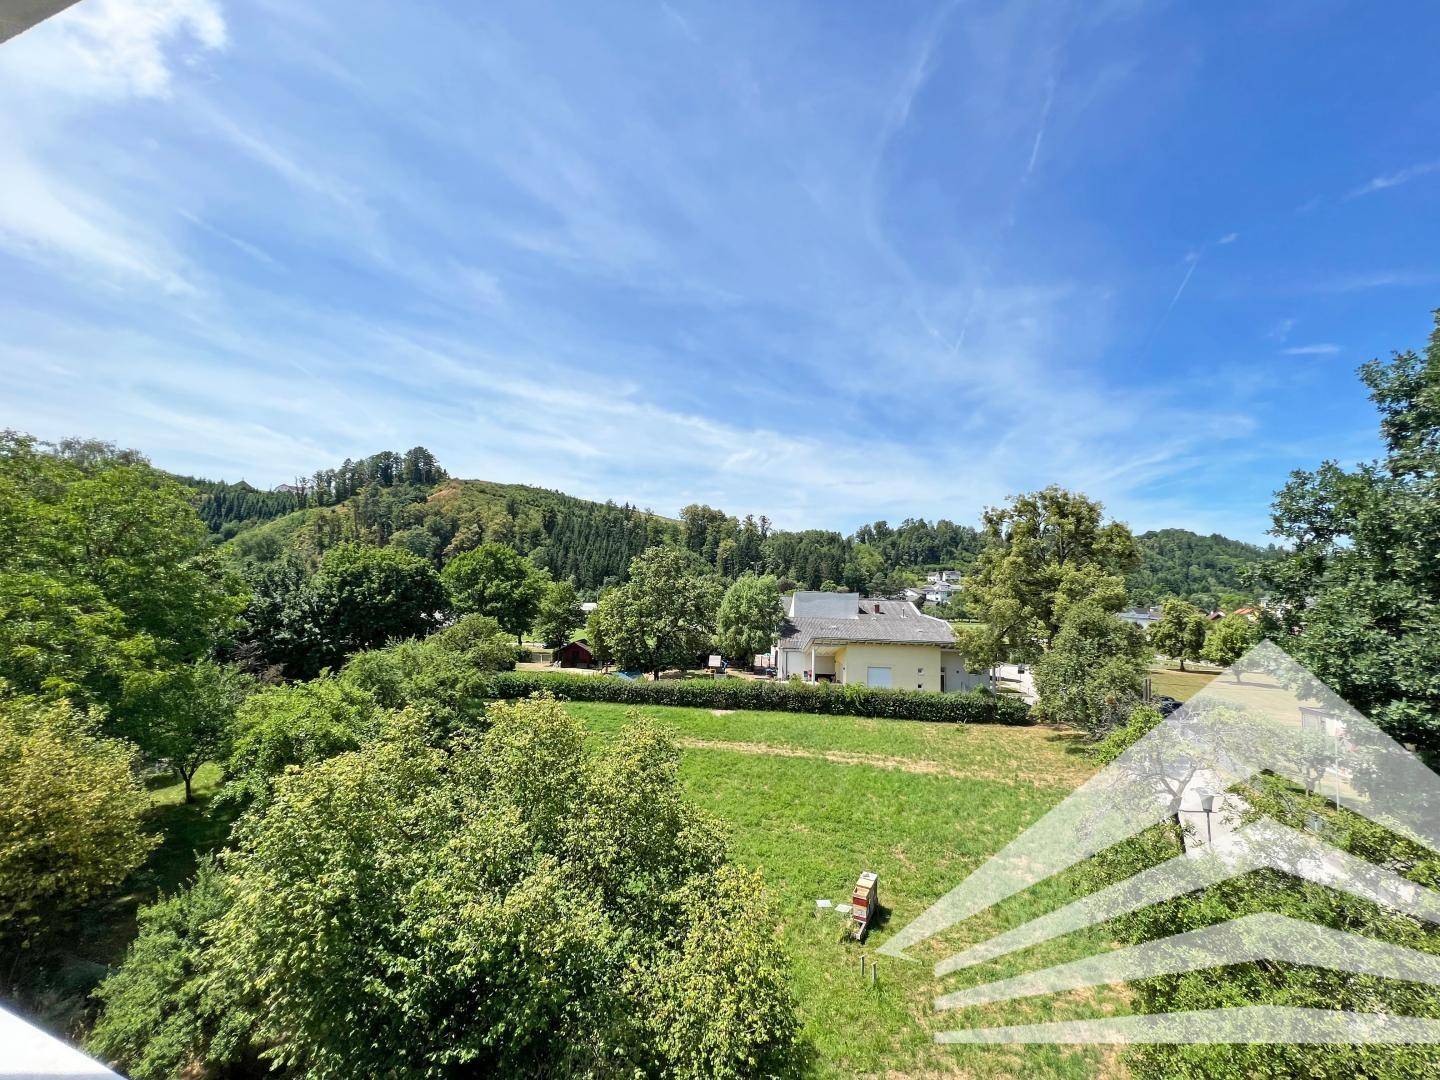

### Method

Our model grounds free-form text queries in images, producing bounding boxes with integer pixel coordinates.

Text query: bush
[88,859,257,1080]
[0,696,157,950]
[186,700,801,1077]
[220,679,384,808]
[476,671,1032,725]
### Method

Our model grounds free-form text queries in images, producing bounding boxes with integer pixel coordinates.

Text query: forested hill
[1128,528,1281,608]
[186,444,1274,601]
[221,475,678,593]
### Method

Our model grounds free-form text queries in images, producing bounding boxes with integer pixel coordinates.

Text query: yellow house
[771,592,986,693]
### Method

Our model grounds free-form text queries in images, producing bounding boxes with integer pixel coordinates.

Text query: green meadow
[568,703,1130,1078]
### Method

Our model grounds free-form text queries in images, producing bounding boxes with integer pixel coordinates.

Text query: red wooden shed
[555,639,595,668]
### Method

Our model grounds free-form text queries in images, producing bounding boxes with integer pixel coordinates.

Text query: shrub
[88,859,256,1080]
[220,679,383,808]
[476,671,1032,725]
[189,700,801,1076]
[0,696,156,949]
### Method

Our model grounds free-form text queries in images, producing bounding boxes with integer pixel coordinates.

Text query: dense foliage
[124,660,253,802]
[441,541,548,641]
[0,696,156,955]
[714,572,784,663]
[533,578,585,648]
[93,699,802,1079]
[590,546,723,675]
[1147,598,1209,671]
[1258,311,1440,746]
[961,486,1139,666]
[1032,602,1151,736]
[0,432,246,720]
[1127,528,1278,609]
[479,669,1032,724]
[235,544,448,678]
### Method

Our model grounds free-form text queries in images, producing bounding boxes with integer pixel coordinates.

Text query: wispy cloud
[0,0,1409,544]
[1282,343,1341,356]
[1349,160,1440,198]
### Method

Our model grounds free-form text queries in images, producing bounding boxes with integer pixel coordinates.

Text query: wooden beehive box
[851,871,878,938]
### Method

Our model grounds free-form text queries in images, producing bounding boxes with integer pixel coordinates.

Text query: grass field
[568,702,1128,1078]
[1148,662,1221,702]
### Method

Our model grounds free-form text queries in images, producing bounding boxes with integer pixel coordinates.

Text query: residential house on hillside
[926,570,963,584]
[770,591,987,693]
[921,580,963,606]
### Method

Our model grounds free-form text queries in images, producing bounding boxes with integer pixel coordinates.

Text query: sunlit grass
[566,702,1127,1078]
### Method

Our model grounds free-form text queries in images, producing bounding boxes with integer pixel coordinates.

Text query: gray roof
[777,596,955,651]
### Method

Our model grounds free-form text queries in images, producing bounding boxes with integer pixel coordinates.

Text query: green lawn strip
[566,701,1094,789]
[568,702,1123,1078]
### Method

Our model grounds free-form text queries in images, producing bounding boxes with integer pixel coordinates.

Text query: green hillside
[199,448,1278,603]
[1128,528,1280,608]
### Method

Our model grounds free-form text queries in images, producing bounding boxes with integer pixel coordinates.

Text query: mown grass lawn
[567,702,1130,1079]
[1148,663,1221,702]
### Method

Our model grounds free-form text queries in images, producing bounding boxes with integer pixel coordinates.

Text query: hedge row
[481,671,1033,726]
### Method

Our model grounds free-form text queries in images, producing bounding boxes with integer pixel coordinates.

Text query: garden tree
[1148,598,1209,671]
[0,432,246,717]
[110,699,800,1077]
[125,660,253,803]
[1256,311,1440,745]
[220,679,385,809]
[0,696,156,956]
[230,553,315,678]
[533,578,585,648]
[964,486,1140,663]
[714,573,783,663]
[1032,601,1152,737]
[591,546,723,676]
[302,543,449,673]
[442,542,549,643]
[339,617,517,744]
[88,859,258,1080]
[427,611,519,669]
[841,543,884,593]
[1202,613,1262,680]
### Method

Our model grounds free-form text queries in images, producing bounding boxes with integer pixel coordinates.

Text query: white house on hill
[770,591,987,693]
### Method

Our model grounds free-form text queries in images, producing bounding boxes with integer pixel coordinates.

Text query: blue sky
[2,0,1437,541]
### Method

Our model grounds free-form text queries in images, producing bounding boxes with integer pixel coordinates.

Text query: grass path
[567,702,1128,1078]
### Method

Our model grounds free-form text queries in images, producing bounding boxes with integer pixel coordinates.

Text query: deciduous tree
[0,697,155,952]
[714,573,783,663]
[302,543,449,672]
[125,660,252,802]
[533,579,585,649]
[1257,311,1440,744]
[591,547,722,676]
[442,543,548,643]
[1033,601,1151,737]
[1148,598,1208,672]
[964,486,1139,663]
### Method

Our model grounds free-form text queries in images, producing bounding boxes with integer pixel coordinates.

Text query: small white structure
[1118,607,1162,630]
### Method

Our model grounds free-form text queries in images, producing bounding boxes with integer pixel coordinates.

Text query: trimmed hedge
[480,671,1032,726]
